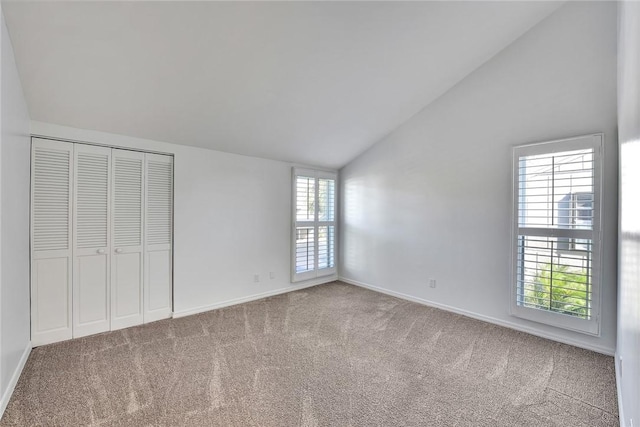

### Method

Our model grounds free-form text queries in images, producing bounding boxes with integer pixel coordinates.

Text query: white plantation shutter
[318,226,335,269]
[32,145,72,252]
[296,226,315,273]
[146,157,173,245]
[318,178,336,270]
[292,168,337,282]
[512,134,602,335]
[296,175,315,222]
[114,156,143,247]
[295,174,316,274]
[75,151,109,248]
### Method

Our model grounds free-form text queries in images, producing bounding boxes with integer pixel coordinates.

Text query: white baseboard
[339,277,615,356]
[615,351,626,427]
[0,342,31,418]
[173,276,337,318]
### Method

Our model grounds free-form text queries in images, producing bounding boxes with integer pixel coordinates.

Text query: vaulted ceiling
[3,1,561,168]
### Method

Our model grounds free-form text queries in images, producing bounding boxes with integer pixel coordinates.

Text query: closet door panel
[33,258,69,330]
[73,144,111,338]
[113,252,142,317]
[147,250,171,313]
[111,149,144,330]
[75,254,109,325]
[144,153,173,323]
[31,138,73,346]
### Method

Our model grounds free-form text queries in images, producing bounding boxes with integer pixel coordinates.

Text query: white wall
[0,9,31,414]
[339,2,618,355]
[30,121,336,318]
[617,2,640,426]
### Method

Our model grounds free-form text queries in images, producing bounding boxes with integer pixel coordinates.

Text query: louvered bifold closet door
[144,153,173,322]
[110,149,145,330]
[31,138,74,346]
[73,144,112,338]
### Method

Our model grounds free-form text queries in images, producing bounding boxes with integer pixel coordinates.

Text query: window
[511,134,602,335]
[292,168,337,282]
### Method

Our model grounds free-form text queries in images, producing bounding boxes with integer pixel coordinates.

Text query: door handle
[115,248,123,254]
[97,249,105,254]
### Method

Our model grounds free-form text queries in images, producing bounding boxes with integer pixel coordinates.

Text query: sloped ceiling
[3,1,561,168]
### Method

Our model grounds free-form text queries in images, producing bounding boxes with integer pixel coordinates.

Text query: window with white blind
[511,134,603,335]
[292,168,337,282]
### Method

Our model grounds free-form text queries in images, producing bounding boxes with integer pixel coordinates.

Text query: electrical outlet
[269,272,276,280]
[429,278,436,288]
[253,274,260,283]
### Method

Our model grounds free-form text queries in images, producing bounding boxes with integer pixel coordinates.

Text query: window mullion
[296,221,315,227]
[517,227,593,240]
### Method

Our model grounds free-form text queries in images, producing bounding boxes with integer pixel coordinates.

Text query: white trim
[173,275,337,318]
[615,351,626,427]
[31,134,174,157]
[292,167,336,181]
[339,276,614,356]
[0,342,31,418]
[514,133,603,156]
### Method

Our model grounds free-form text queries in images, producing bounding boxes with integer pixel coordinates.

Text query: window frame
[291,167,337,282]
[510,134,603,335]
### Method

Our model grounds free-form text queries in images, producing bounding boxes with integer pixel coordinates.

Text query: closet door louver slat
[33,148,71,252]
[114,156,143,247]
[146,159,173,246]
[76,152,109,248]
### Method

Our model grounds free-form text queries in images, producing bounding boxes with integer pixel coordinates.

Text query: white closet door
[73,144,111,338]
[144,153,173,323]
[110,149,144,330]
[31,138,74,346]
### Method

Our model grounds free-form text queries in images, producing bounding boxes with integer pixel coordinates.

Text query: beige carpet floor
[1,281,618,426]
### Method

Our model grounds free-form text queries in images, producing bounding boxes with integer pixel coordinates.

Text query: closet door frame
[72,143,112,338]
[110,149,145,330]
[144,153,174,323]
[30,138,74,346]
[30,136,174,345]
